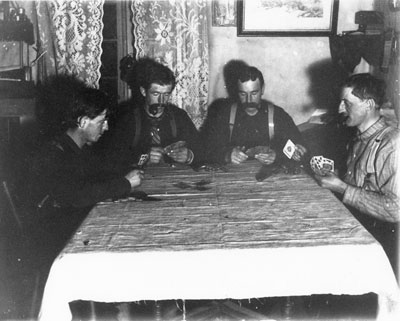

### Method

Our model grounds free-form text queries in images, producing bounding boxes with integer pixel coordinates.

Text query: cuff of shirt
[224,149,232,164]
[186,149,194,164]
[342,185,360,208]
[121,177,133,193]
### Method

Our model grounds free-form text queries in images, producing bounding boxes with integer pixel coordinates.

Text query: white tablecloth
[38,163,400,321]
[39,244,400,321]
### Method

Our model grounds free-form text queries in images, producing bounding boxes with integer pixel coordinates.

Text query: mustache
[149,103,168,115]
[240,102,259,110]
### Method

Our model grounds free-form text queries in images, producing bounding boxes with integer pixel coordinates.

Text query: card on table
[283,139,296,159]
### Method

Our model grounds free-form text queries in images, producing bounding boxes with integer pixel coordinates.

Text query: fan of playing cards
[310,155,335,175]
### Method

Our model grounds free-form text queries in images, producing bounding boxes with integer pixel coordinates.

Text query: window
[99,0,131,104]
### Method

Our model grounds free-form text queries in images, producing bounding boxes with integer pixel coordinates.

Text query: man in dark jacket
[29,75,143,265]
[98,58,201,174]
[200,65,307,165]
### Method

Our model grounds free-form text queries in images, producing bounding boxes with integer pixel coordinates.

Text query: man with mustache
[98,58,200,173]
[200,65,307,166]
[314,73,399,277]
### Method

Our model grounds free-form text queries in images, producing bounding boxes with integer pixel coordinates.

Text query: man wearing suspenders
[315,73,399,277]
[200,65,307,166]
[98,58,201,174]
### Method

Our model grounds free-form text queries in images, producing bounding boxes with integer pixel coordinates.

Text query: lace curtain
[27,0,104,87]
[131,0,209,128]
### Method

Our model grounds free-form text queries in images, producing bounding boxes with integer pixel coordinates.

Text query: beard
[148,103,167,116]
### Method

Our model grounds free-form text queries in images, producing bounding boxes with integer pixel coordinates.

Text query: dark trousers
[29,207,89,271]
[350,208,399,282]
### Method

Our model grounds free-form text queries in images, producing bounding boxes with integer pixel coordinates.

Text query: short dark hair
[223,59,249,98]
[65,86,111,128]
[125,57,176,92]
[343,73,386,107]
[237,66,264,88]
[36,74,111,137]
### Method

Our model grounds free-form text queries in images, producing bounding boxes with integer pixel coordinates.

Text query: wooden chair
[1,179,43,320]
[1,180,24,232]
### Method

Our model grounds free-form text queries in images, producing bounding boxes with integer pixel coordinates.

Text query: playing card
[310,158,317,172]
[321,157,334,172]
[310,156,334,175]
[310,160,315,171]
[283,139,296,159]
[138,154,149,167]
[314,156,324,169]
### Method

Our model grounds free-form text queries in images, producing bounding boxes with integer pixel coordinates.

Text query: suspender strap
[229,103,237,142]
[268,104,275,141]
[132,108,141,148]
[366,126,392,173]
[170,111,177,139]
[229,102,275,142]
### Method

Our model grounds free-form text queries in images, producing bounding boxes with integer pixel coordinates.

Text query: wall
[207,0,374,125]
[374,0,400,123]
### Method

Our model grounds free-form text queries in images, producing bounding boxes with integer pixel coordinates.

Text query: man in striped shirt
[315,73,399,277]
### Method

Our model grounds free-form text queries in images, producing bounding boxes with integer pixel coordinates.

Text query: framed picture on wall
[212,0,237,26]
[237,0,339,36]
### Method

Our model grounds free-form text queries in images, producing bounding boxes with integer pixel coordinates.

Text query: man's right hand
[125,169,144,190]
[149,147,164,164]
[314,170,347,195]
[230,146,248,164]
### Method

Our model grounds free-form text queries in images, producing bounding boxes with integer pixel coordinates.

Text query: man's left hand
[149,147,164,164]
[314,170,348,194]
[255,149,276,165]
[292,144,307,161]
[165,141,192,163]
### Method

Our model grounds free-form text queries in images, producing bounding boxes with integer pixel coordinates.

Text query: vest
[132,107,177,148]
[229,103,275,142]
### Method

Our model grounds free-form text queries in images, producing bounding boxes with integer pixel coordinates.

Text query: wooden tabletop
[40,161,400,321]
[64,161,375,254]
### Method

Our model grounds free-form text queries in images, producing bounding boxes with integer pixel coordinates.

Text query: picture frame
[237,0,339,37]
[389,0,400,12]
[212,0,237,27]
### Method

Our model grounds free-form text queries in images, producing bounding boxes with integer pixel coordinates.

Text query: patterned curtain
[27,0,104,87]
[131,0,209,128]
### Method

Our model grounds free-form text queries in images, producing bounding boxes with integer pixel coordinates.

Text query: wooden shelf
[0,97,35,117]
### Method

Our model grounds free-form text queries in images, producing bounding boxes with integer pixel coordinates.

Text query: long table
[38,161,400,321]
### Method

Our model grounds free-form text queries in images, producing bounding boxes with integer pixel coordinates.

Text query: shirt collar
[59,133,84,155]
[357,117,386,142]
[146,108,167,125]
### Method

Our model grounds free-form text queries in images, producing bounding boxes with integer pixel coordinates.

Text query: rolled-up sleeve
[343,184,399,222]
[343,134,400,222]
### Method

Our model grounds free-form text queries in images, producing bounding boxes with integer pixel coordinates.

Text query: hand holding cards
[283,140,308,161]
[310,155,334,175]
[164,140,186,155]
[245,146,271,159]
[245,146,276,165]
